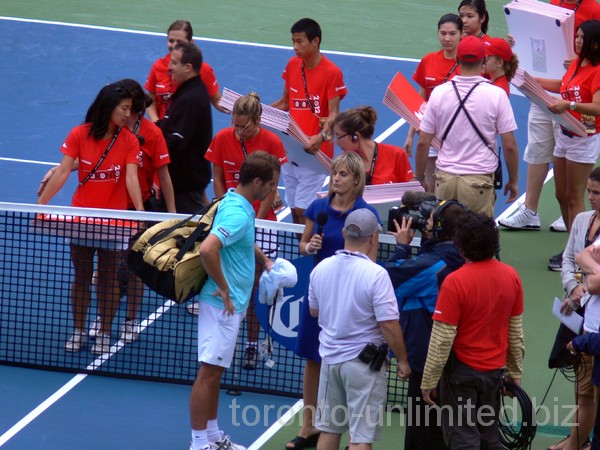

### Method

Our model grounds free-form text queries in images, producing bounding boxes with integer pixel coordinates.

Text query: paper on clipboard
[553,296,583,334]
[271,130,330,175]
[504,0,575,79]
[219,88,331,174]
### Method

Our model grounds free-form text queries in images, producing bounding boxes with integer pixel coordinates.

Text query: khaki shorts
[576,352,596,400]
[316,358,387,443]
[434,170,495,217]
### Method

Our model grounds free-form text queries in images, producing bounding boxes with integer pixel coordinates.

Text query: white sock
[207,419,221,443]
[247,341,257,348]
[191,429,208,450]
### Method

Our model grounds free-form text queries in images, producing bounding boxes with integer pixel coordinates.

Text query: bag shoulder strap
[173,198,223,261]
[147,196,222,247]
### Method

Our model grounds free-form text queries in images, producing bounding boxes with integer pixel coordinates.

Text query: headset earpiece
[352,134,359,143]
[432,199,465,240]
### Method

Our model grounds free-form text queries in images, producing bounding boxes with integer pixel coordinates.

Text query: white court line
[0,296,178,446]
[495,169,555,223]
[0,374,88,446]
[0,16,413,447]
[375,118,406,143]
[247,400,304,450]
[0,157,57,166]
[0,16,419,63]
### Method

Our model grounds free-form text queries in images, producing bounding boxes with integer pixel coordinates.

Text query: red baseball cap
[485,37,513,63]
[457,36,486,63]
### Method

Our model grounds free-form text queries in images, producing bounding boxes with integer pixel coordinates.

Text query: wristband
[306,242,317,255]
[320,131,328,142]
[569,101,576,111]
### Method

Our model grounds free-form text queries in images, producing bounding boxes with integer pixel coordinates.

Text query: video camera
[387,191,439,232]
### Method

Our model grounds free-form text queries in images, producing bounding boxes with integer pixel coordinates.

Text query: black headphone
[432,199,466,240]
[351,134,359,143]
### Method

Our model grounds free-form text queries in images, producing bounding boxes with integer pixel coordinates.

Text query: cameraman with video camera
[385,191,466,450]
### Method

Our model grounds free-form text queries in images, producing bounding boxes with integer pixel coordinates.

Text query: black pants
[173,189,206,214]
[404,371,448,450]
[439,358,504,449]
[593,398,600,450]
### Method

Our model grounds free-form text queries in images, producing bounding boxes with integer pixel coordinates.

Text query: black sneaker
[242,345,258,370]
[548,251,563,272]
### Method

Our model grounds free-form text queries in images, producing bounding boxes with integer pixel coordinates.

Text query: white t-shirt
[308,250,399,364]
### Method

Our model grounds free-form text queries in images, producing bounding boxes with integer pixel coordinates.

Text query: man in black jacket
[157,41,212,213]
[386,198,466,450]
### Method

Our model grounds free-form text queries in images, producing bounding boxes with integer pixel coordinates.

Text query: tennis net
[0,201,408,407]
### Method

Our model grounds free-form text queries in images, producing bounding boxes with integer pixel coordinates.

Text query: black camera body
[388,199,439,232]
[358,343,389,371]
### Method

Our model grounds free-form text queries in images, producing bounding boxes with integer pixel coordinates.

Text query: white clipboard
[552,296,583,334]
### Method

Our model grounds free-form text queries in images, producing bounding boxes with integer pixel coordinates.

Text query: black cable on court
[499,377,537,450]
[499,354,587,450]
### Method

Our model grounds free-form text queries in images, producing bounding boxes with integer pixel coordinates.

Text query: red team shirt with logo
[413,50,460,100]
[282,55,347,158]
[370,143,414,184]
[205,127,288,220]
[61,124,140,209]
[560,59,600,134]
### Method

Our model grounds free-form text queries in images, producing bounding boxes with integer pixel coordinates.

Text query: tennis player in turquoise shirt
[190,151,279,450]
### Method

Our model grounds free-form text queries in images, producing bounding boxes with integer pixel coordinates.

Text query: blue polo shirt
[198,189,256,313]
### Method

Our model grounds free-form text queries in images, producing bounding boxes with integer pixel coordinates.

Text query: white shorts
[554,131,600,164]
[523,103,560,165]
[197,301,245,368]
[281,162,327,210]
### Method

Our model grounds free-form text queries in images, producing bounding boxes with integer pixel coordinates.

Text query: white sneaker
[187,302,199,315]
[120,319,141,343]
[209,432,246,450]
[498,204,541,230]
[189,445,210,450]
[91,332,111,355]
[65,329,87,352]
[89,315,101,338]
[549,216,567,232]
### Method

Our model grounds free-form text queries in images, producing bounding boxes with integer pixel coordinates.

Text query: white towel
[258,258,298,306]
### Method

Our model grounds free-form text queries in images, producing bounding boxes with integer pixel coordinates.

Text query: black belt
[560,125,575,139]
